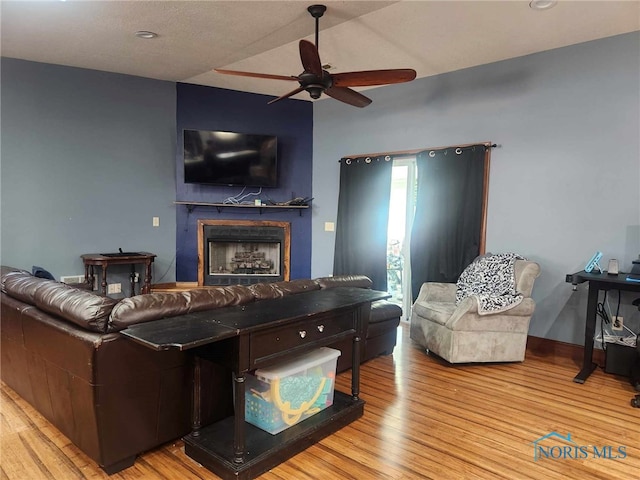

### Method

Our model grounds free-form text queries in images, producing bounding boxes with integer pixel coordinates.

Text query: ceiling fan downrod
[307,4,326,49]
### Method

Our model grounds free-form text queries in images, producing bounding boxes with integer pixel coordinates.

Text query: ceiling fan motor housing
[298,71,333,97]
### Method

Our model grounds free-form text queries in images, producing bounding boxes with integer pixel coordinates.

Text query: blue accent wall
[175,84,313,281]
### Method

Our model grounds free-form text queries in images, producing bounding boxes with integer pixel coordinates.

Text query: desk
[81,252,156,296]
[566,270,640,383]
[122,287,389,480]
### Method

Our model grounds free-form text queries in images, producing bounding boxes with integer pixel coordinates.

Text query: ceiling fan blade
[267,86,307,105]
[325,86,372,108]
[215,68,298,82]
[299,40,322,77]
[332,69,417,87]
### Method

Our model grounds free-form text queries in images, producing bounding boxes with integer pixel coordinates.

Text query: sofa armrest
[414,282,457,304]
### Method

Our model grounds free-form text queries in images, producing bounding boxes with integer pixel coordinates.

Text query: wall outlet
[60,275,85,284]
[153,216,160,227]
[107,283,122,294]
[612,316,624,331]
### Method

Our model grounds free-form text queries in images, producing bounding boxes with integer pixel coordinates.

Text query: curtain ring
[429,151,436,157]
[345,158,352,165]
[384,155,391,161]
[455,148,463,155]
[365,157,372,163]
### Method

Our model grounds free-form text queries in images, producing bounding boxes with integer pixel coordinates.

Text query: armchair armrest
[447,297,536,327]
[415,282,457,303]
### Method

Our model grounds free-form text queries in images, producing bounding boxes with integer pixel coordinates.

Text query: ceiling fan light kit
[215,4,416,108]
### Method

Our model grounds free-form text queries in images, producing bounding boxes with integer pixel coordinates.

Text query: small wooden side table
[81,252,156,296]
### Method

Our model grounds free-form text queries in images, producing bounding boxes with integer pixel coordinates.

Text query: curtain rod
[340,142,497,162]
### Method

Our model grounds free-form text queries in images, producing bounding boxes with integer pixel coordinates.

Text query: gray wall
[312,32,640,345]
[1,59,177,291]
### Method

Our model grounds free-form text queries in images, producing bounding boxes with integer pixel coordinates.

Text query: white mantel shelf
[175,201,310,215]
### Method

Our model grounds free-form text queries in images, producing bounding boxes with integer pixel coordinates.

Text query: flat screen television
[183,129,278,187]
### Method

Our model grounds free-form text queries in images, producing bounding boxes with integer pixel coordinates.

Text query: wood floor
[2,323,639,479]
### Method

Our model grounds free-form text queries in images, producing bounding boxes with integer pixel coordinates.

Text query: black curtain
[333,156,393,291]
[409,145,487,300]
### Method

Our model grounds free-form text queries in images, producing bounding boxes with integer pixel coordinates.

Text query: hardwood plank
[2,323,639,479]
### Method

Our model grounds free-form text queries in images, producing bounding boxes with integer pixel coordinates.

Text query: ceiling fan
[215,4,417,108]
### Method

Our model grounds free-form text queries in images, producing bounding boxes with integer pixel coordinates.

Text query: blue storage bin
[245,347,341,434]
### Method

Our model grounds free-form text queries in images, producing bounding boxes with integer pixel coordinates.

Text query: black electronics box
[604,342,637,377]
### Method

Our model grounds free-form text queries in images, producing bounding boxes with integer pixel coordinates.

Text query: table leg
[232,372,246,464]
[352,335,361,400]
[85,265,94,290]
[143,261,152,294]
[192,356,202,437]
[129,265,136,297]
[351,304,365,401]
[100,265,108,296]
[574,283,599,383]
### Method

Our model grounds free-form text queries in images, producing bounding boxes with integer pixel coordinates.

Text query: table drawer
[250,311,355,365]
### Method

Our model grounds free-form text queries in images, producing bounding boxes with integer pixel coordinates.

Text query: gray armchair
[410,258,540,363]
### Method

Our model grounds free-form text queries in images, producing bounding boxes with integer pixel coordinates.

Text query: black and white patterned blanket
[455,253,526,315]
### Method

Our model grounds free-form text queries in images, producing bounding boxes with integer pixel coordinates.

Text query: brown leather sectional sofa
[0,266,401,474]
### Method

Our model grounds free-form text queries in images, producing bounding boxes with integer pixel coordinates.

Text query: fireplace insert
[203,224,287,286]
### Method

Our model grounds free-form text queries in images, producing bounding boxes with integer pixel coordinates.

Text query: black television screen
[183,129,278,187]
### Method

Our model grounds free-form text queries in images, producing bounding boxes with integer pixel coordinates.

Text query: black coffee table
[122,287,389,479]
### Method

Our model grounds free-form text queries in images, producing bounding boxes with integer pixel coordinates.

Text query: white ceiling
[2,1,639,103]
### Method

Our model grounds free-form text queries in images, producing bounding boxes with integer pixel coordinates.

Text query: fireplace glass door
[208,241,281,279]
[200,220,290,286]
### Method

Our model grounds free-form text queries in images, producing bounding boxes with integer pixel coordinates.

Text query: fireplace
[197,220,290,286]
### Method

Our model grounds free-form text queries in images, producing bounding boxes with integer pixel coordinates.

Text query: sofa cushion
[1,265,30,276]
[248,282,282,301]
[215,285,256,305]
[370,301,402,324]
[2,272,116,333]
[368,301,402,339]
[109,285,255,330]
[2,272,50,304]
[1,267,32,290]
[412,300,456,326]
[248,279,332,300]
[32,281,117,333]
[275,279,320,295]
[315,275,373,289]
[109,292,190,330]
[187,286,254,312]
